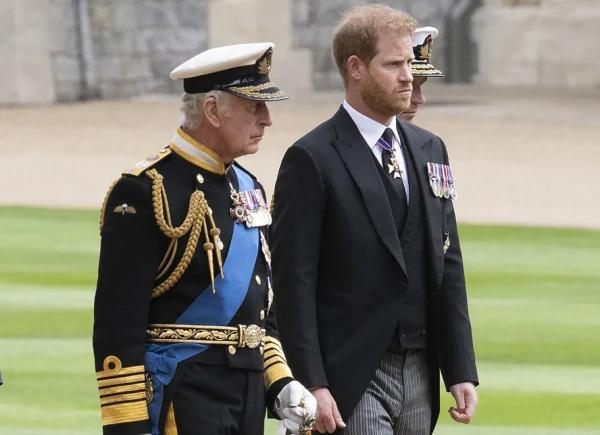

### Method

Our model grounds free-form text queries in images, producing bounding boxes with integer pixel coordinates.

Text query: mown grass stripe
[0,285,93,309]
[1,208,599,435]
[476,362,600,395]
[435,424,600,435]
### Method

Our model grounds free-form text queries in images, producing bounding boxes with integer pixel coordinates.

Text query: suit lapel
[397,120,444,287]
[331,107,407,274]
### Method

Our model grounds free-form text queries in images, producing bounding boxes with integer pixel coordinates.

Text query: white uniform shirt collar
[341,100,410,200]
[170,127,226,174]
[342,100,400,151]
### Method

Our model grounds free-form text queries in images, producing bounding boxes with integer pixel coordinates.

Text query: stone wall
[42,0,209,102]
[48,0,81,102]
[292,0,458,89]
[0,0,57,104]
[90,0,208,99]
[473,0,600,88]
[2,0,599,104]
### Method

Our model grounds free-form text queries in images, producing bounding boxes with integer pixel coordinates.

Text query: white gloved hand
[274,380,317,433]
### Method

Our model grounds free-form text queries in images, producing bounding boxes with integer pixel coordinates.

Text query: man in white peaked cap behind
[400,26,444,122]
[93,42,316,435]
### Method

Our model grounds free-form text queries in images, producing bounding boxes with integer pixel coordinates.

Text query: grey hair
[180,91,232,129]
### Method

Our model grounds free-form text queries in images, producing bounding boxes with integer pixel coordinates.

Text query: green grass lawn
[1,207,599,434]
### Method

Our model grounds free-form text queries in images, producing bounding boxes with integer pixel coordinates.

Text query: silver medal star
[387,155,403,179]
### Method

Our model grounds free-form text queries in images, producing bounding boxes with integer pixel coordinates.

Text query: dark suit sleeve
[93,175,161,434]
[438,140,479,390]
[271,145,329,389]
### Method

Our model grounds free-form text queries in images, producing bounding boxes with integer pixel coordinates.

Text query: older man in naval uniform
[93,42,316,435]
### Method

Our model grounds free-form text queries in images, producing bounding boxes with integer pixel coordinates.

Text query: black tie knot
[381,128,394,149]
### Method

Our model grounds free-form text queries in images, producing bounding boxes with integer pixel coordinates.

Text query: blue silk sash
[145,166,258,434]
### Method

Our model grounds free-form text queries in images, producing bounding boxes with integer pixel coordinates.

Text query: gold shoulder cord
[155,184,178,281]
[146,169,224,297]
[99,179,119,233]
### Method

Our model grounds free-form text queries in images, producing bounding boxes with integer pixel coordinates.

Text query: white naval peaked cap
[411,26,444,78]
[413,26,439,46]
[170,42,287,101]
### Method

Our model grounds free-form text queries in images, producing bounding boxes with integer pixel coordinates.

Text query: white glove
[274,380,317,433]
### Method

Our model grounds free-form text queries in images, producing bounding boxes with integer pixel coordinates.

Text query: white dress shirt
[342,100,409,199]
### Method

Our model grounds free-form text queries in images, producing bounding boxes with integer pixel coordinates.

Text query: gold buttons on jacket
[228,345,236,355]
[255,275,262,285]
[260,310,265,320]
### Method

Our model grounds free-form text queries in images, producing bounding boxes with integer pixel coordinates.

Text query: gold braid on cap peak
[146,169,224,297]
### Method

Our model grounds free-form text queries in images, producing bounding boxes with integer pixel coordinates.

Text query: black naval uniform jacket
[93,130,292,434]
[271,107,478,432]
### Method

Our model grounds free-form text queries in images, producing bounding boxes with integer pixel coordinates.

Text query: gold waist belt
[146,323,266,349]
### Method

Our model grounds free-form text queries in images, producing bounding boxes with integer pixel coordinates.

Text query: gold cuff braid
[96,357,149,426]
[263,336,293,388]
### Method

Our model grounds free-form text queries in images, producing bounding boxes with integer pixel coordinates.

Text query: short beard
[361,70,410,118]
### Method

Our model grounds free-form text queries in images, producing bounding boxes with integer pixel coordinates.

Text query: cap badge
[257,49,272,75]
[419,35,433,61]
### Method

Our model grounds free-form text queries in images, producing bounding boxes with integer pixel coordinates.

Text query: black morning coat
[271,107,479,432]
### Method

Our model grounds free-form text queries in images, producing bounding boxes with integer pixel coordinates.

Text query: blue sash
[145,166,259,434]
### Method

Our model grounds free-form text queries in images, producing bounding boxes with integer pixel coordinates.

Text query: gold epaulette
[96,356,149,426]
[125,147,172,177]
[263,336,293,389]
[99,147,172,232]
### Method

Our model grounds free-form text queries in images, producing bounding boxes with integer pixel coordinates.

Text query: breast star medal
[378,131,403,179]
[387,155,403,179]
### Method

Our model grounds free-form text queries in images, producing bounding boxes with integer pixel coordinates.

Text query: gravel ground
[1,84,598,228]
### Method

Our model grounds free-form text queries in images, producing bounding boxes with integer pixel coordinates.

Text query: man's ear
[347,55,364,82]
[203,95,220,128]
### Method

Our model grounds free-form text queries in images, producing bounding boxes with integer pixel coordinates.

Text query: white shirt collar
[342,99,400,150]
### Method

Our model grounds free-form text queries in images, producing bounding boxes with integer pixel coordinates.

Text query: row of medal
[427,162,456,199]
[229,187,272,228]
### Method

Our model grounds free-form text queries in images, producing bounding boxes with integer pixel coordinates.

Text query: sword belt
[146,323,266,349]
